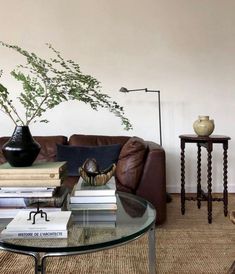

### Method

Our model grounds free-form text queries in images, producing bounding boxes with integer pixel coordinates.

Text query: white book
[73,212,117,222]
[70,195,117,204]
[73,177,116,197]
[70,203,117,211]
[6,211,71,231]
[0,188,56,198]
[0,198,26,207]
[74,209,117,215]
[1,229,68,238]
[0,187,54,191]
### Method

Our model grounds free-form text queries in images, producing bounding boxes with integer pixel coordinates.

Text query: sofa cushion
[57,144,121,176]
[68,134,129,147]
[116,137,147,191]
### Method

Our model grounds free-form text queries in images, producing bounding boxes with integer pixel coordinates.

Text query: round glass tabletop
[0,192,156,253]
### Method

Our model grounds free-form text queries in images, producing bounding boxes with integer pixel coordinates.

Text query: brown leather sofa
[0,134,166,224]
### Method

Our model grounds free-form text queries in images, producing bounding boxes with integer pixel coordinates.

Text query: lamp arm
[119,87,162,146]
[127,88,147,92]
[128,89,160,93]
[145,89,160,93]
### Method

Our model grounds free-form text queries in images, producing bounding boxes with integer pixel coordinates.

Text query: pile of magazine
[69,177,117,228]
[0,162,69,218]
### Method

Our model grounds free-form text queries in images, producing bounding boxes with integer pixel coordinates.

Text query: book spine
[0,174,60,180]
[0,198,26,207]
[0,161,67,174]
[0,187,54,191]
[1,230,67,238]
[74,191,115,196]
[73,215,117,222]
[0,179,61,187]
[70,196,117,204]
[69,204,118,210]
[0,192,54,198]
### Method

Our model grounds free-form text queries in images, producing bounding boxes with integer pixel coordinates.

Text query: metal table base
[0,224,156,274]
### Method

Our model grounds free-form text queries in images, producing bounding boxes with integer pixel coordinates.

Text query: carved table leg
[207,144,213,224]
[197,144,202,209]
[223,141,229,217]
[181,140,186,215]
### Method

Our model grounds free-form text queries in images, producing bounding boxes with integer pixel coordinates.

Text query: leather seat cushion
[116,137,147,191]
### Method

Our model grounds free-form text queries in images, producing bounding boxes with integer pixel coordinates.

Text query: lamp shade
[119,87,129,93]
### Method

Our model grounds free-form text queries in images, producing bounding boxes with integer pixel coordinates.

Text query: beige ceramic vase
[193,115,215,137]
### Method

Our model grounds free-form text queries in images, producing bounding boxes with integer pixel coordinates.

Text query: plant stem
[25,80,49,125]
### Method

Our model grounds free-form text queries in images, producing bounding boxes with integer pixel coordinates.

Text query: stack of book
[69,177,117,228]
[1,210,71,238]
[0,161,68,218]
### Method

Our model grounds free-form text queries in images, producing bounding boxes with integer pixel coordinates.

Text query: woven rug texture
[0,194,235,274]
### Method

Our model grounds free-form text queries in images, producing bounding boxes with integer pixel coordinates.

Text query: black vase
[2,126,41,167]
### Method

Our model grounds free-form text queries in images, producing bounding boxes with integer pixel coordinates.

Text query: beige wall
[1,0,235,192]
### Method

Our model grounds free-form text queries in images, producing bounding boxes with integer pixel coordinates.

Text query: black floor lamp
[119,87,172,203]
[119,87,162,146]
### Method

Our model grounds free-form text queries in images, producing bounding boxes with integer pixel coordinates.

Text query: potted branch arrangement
[0,41,132,167]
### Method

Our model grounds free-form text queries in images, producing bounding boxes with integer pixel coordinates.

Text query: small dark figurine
[27,201,50,224]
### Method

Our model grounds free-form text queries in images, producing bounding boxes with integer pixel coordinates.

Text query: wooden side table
[179,134,231,224]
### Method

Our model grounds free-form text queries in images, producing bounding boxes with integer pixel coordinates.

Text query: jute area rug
[0,194,235,274]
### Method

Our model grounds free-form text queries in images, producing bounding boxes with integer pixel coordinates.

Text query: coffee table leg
[33,253,40,274]
[40,255,47,274]
[0,247,41,274]
[148,224,156,274]
[31,253,45,274]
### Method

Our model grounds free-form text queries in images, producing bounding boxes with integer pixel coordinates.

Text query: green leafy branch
[0,41,132,130]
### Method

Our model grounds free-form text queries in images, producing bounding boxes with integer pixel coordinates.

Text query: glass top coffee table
[0,192,156,274]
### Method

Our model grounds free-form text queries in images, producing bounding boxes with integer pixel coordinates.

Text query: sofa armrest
[136,141,166,225]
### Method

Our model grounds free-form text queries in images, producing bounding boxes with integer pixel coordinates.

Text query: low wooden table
[179,134,231,223]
